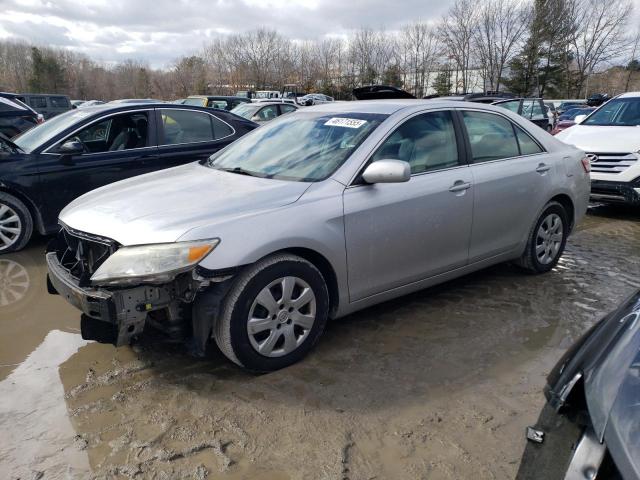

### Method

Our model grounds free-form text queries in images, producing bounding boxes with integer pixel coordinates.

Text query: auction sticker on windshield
[324,118,368,128]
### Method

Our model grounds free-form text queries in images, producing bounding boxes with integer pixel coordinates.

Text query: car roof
[68,103,231,115]
[617,91,640,98]
[307,99,509,115]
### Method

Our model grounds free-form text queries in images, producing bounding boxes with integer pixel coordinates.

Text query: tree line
[0,0,637,101]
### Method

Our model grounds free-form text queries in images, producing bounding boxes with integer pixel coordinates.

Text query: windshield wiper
[215,166,261,177]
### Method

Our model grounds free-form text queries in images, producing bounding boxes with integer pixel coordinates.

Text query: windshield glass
[231,103,260,119]
[582,98,640,126]
[13,109,94,153]
[207,112,387,182]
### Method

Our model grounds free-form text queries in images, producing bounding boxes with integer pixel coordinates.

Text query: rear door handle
[449,181,472,193]
[536,163,551,174]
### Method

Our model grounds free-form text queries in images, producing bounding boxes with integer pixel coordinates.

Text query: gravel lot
[1,205,638,480]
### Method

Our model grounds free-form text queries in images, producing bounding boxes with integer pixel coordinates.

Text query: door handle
[449,181,472,193]
[536,163,551,174]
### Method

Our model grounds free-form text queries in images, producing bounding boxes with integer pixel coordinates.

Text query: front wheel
[214,253,329,372]
[517,201,568,273]
[0,192,33,254]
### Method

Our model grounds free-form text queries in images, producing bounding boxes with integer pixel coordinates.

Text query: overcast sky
[1,0,639,69]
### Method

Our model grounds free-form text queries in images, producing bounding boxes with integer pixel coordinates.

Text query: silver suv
[47,101,591,371]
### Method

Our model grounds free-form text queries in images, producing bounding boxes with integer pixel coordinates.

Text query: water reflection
[0,329,91,479]
[0,258,30,306]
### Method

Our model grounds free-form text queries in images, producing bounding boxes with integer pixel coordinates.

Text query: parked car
[517,290,640,480]
[9,93,72,119]
[493,98,551,130]
[0,95,41,138]
[556,92,640,205]
[557,100,587,115]
[299,94,334,106]
[253,90,281,100]
[0,103,257,253]
[550,107,595,135]
[47,100,590,372]
[78,100,105,108]
[231,101,298,123]
[178,95,251,111]
[587,93,610,107]
[108,99,164,104]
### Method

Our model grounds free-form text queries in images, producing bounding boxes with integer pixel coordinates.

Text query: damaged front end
[46,225,231,353]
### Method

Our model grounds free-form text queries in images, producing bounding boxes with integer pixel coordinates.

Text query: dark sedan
[550,107,595,135]
[0,95,41,138]
[517,290,640,479]
[0,103,257,253]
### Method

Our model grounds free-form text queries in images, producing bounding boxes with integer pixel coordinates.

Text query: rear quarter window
[49,96,70,108]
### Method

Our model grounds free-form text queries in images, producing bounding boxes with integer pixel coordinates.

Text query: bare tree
[570,0,633,97]
[440,0,479,93]
[474,0,529,91]
[400,22,440,97]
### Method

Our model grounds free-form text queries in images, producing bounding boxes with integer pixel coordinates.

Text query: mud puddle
[1,205,639,479]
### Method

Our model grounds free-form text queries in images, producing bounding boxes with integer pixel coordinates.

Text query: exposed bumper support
[46,252,189,346]
[590,179,640,205]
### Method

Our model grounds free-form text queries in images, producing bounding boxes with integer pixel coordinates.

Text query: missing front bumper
[46,252,190,346]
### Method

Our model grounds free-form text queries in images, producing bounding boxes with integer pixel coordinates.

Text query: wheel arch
[272,247,340,318]
[549,193,575,232]
[0,185,46,234]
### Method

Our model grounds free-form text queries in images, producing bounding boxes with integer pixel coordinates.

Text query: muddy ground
[1,205,639,480]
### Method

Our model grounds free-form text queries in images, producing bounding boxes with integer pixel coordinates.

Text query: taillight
[581,156,591,173]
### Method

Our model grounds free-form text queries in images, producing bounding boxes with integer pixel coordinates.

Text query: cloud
[1,0,639,68]
[0,0,451,67]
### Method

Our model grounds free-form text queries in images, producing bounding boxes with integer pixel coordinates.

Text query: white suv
[556,92,640,205]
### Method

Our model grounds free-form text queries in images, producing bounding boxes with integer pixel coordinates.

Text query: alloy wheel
[247,276,317,357]
[535,213,563,265]
[0,203,22,251]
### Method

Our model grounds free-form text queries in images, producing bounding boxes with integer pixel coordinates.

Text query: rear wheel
[517,201,568,273]
[0,193,33,254]
[214,253,329,372]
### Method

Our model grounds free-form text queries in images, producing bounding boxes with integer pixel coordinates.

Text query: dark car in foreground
[517,290,640,479]
[0,103,257,253]
[0,95,41,138]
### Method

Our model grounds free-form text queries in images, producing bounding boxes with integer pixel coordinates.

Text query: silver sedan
[47,100,591,371]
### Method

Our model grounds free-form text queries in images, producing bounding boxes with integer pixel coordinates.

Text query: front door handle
[449,181,472,193]
[536,163,551,174]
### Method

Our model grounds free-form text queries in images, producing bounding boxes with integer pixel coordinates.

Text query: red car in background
[550,107,595,135]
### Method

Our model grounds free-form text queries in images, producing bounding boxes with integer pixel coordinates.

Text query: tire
[516,201,568,273]
[213,253,329,372]
[0,192,33,254]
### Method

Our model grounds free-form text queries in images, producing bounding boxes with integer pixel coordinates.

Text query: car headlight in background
[90,239,219,285]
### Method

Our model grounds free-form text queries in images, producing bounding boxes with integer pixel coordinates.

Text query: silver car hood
[60,162,311,245]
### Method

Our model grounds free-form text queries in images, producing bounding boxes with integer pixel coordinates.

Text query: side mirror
[59,140,84,155]
[573,114,587,124]
[362,160,411,184]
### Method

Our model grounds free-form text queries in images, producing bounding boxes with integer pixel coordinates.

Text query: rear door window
[49,96,70,108]
[257,105,278,121]
[160,109,231,144]
[29,96,47,110]
[461,111,520,162]
[495,100,520,113]
[514,125,544,155]
[280,104,297,114]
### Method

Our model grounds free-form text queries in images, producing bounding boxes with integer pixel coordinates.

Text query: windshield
[207,112,387,182]
[13,109,94,153]
[582,98,640,126]
[231,103,260,119]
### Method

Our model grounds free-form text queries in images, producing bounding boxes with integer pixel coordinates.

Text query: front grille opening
[51,226,118,287]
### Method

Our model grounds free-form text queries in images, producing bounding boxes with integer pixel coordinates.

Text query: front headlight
[90,239,220,285]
